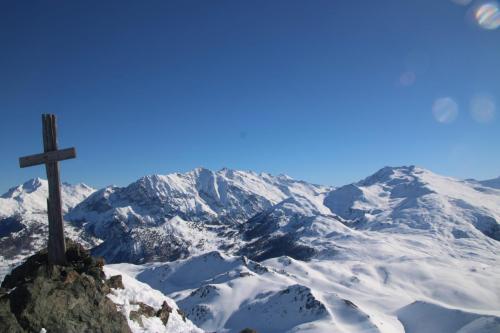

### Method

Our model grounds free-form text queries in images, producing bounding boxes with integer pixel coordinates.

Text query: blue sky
[1,0,499,191]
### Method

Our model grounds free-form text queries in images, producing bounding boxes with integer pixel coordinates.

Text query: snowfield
[110,233,500,333]
[1,166,500,332]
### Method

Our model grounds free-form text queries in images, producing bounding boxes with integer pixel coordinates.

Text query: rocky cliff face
[0,240,204,333]
[0,240,130,333]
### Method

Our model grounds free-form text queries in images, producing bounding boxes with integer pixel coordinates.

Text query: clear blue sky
[1,0,499,191]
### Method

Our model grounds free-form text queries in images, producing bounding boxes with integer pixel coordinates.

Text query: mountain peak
[1,178,47,199]
[193,167,213,174]
[358,165,429,186]
[277,173,293,180]
[68,182,94,191]
[372,165,421,175]
[19,178,46,194]
[23,177,46,189]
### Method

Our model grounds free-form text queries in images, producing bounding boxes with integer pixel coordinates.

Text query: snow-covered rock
[104,266,203,333]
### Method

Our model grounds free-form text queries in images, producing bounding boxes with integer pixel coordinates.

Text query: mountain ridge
[1,165,499,332]
[2,166,499,266]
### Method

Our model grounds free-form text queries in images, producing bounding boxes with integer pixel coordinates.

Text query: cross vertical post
[19,114,77,265]
[43,114,66,265]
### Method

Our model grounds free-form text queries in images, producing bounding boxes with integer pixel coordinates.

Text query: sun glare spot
[470,94,496,123]
[433,97,459,124]
[475,2,500,30]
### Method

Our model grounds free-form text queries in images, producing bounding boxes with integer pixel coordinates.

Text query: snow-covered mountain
[66,168,330,263]
[478,176,500,190]
[101,166,500,332]
[109,252,338,333]
[0,178,96,277]
[1,166,499,332]
[0,177,94,216]
[324,166,500,241]
[111,245,499,333]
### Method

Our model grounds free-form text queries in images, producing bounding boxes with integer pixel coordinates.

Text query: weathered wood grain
[43,114,67,265]
[19,147,76,168]
[18,114,76,265]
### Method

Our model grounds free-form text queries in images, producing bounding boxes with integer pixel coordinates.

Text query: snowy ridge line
[1,166,499,332]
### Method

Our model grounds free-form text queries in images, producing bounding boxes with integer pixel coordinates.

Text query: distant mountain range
[478,176,500,189]
[1,166,499,332]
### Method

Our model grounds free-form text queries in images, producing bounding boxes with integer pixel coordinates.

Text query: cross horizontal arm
[19,147,77,168]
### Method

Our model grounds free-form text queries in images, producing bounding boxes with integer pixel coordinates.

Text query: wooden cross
[19,114,77,265]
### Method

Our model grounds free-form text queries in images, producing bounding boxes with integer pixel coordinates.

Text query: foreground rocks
[0,240,131,333]
[128,300,176,327]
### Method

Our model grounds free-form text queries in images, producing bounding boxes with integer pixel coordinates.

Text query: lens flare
[470,94,496,123]
[475,2,500,30]
[433,97,459,124]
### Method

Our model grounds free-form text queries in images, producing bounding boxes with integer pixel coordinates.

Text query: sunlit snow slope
[103,166,499,333]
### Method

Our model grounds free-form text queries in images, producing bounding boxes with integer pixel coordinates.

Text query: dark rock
[65,240,90,262]
[343,299,358,309]
[106,275,125,289]
[0,216,24,238]
[189,285,218,299]
[240,329,258,333]
[0,240,131,333]
[62,270,80,284]
[177,308,187,322]
[128,301,181,327]
[181,304,213,326]
[129,302,156,327]
[156,301,173,325]
[90,227,191,264]
[96,256,106,268]
[0,295,23,333]
[238,234,317,262]
[1,249,48,290]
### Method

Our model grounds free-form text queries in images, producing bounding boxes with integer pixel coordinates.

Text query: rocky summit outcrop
[0,240,131,333]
